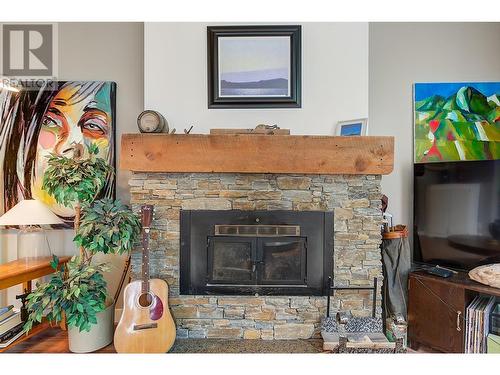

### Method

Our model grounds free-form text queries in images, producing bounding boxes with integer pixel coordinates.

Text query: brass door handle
[456,311,462,331]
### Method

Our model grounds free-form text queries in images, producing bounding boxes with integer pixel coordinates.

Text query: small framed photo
[335,118,368,136]
[207,25,301,108]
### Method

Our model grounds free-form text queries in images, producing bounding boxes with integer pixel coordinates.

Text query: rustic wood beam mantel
[120,134,394,175]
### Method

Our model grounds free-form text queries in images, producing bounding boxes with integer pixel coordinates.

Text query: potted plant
[23,144,141,353]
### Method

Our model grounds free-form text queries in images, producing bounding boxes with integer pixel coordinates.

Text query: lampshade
[0,199,64,226]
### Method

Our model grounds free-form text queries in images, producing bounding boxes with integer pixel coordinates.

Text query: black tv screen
[414,160,500,271]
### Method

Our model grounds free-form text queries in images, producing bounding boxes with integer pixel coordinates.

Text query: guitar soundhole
[138,293,153,307]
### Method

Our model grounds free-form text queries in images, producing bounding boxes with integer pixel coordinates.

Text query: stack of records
[0,305,24,349]
[465,296,496,353]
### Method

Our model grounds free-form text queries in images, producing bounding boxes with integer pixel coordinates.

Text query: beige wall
[0,22,144,308]
[58,22,144,202]
[368,22,500,237]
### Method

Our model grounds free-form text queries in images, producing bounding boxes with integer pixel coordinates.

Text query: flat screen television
[414,160,500,271]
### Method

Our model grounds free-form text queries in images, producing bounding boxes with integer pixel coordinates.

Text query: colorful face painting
[414,82,500,163]
[0,81,116,227]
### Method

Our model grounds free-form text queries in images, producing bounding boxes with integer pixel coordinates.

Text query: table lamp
[0,199,64,262]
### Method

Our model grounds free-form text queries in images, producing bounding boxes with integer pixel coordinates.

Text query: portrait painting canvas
[414,82,500,163]
[218,36,291,97]
[0,81,116,227]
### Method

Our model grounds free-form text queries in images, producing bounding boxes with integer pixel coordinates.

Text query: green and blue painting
[414,82,500,163]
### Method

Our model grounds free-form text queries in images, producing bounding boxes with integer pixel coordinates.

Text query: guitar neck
[141,205,154,294]
[142,227,150,294]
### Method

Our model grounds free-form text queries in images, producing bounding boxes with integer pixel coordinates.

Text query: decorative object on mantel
[469,264,500,289]
[137,110,168,133]
[120,134,394,175]
[207,25,301,108]
[183,125,194,134]
[210,124,290,135]
[335,118,368,136]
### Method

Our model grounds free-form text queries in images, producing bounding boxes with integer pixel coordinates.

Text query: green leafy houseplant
[23,256,109,333]
[42,142,113,263]
[42,143,112,208]
[74,198,141,255]
[23,144,141,334]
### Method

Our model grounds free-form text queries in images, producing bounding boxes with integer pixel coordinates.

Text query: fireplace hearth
[180,210,333,296]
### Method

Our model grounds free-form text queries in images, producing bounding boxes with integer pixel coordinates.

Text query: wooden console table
[0,256,70,353]
[408,270,500,353]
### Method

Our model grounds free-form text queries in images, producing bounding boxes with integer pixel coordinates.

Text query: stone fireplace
[128,172,383,340]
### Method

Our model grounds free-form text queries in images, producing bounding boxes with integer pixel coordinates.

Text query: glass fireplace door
[257,237,307,285]
[207,237,256,284]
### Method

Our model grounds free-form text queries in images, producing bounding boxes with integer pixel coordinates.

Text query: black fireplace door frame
[180,210,333,296]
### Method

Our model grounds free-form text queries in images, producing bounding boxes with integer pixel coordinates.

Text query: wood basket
[382,225,408,239]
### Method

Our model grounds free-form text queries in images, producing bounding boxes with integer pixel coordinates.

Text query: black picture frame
[207,25,302,109]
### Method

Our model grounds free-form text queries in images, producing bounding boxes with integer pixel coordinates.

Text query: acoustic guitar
[114,204,176,353]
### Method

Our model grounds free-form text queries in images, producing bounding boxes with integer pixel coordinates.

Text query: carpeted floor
[170,338,324,353]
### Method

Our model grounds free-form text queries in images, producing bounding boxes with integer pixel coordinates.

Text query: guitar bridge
[133,323,158,331]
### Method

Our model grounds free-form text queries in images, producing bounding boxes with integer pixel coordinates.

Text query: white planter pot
[68,301,115,353]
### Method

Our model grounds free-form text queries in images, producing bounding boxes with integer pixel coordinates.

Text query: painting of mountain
[218,36,290,97]
[414,82,500,162]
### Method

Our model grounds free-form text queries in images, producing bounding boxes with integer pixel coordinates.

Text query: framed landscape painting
[0,80,116,227]
[207,25,301,108]
[336,118,368,136]
[414,82,500,163]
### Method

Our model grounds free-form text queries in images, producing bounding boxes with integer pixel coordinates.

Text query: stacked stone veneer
[129,173,383,340]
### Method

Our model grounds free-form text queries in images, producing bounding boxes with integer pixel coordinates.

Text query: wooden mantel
[120,134,394,175]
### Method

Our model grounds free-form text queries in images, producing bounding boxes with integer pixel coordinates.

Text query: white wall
[369,22,500,232]
[145,23,369,134]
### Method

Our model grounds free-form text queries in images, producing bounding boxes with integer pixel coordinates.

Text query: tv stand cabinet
[408,270,500,353]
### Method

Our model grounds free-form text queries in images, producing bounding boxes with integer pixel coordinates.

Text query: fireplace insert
[180,210,333,296]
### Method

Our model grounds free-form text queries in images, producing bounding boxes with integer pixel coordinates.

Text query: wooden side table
[0,256,70,353]
[408,270,500,353]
